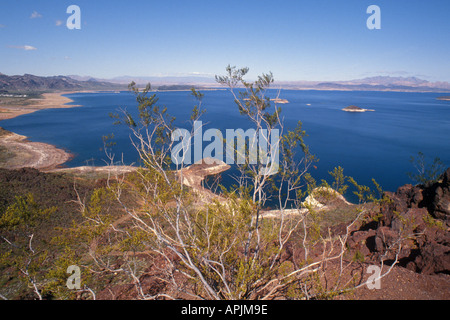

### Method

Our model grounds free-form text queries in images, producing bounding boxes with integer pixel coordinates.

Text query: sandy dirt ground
[0,129,72,171]
[0,92,80,121]
[177,157,231,202]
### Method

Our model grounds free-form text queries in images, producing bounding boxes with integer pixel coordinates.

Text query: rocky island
[244,98,289,104]
[437,96,450,101]
[342,105,375,112]
[270,98,289,104]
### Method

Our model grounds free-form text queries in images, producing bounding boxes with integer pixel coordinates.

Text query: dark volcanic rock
[431,168,450,220]
[396,184,424,208]
[420,168,450,223]
[347,168,450,275]
[347,229,376,257]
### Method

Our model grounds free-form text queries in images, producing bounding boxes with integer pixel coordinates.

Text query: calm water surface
[1,89,449,194]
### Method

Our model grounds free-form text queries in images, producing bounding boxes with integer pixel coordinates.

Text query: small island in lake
[270,98,289,104]
[342,105,375,112]
[437,96,450,101]
[244,98,289,104]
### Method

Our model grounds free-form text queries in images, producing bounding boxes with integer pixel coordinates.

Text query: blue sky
[1,0,449,81]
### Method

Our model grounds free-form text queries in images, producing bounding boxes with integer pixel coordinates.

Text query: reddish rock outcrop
[347,168,450,275]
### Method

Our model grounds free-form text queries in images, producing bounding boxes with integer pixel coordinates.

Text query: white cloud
[55,20,63,27]
[30,11,43,19]
[8,45,37,51]
[23,45,37,51]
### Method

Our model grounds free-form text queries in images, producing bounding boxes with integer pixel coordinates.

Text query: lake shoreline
[0,128,73,171]
[0,91,84,171]
[0,91,83,121]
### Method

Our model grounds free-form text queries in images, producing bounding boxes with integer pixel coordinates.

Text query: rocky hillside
[348,168,450,275]
[0,73,124,93]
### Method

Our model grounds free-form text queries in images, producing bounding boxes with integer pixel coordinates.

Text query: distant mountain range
[0,73,125,93]
[275,76,450,92]
[67,75,217,86]
[1,72,450,93]
[70,74,450,92]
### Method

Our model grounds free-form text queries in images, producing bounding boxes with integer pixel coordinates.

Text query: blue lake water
[1,89,449,194]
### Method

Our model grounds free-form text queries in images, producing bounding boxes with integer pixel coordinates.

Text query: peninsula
[0,92,81,170]
[0,127,71,171]
[0,92,79,120]
[0,73,127,170]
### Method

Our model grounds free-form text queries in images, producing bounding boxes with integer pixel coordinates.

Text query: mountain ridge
[275,76,450,92]
[2,73,450,93]
[0,73,125,93]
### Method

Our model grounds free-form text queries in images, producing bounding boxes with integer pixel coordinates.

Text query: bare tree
[64,67,413,300]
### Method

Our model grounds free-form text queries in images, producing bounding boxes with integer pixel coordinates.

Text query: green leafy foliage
[0,194,53,230]
[0,194,56,299]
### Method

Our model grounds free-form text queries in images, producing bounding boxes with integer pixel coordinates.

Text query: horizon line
[2,72,450,85]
